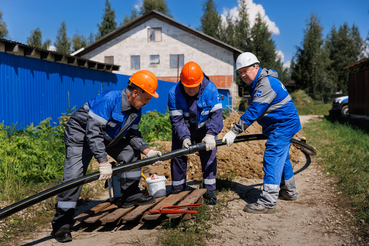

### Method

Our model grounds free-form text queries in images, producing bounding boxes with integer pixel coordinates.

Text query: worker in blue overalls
[52,70,162,243]
[223,52,301,214]
[168,61,223,204]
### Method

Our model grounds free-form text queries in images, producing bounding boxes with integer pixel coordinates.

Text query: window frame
[131,55,140,70]
[147,27,162,42]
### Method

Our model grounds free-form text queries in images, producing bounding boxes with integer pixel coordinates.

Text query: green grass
[304,118,369,237]
[290,90,331,115]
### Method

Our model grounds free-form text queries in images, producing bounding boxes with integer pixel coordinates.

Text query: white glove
[202,134,216,151]
[222,131,237,147]
[146,150,163,165]
[182,138,191,149]
[98,162,112,181]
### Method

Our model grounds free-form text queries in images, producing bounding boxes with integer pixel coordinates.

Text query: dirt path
[21,115,361,246]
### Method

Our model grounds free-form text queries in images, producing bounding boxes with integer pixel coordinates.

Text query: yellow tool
[141,172,149,194]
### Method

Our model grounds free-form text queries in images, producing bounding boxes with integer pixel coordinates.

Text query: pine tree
[198,0,222,40]
[234,0,251,52]
[27,28,42,48]
[140,0,172,17]
[96,0,117,40]
[54,21,71,54]
[72,32,87,52]
[122,8,139,26]
[325,23,365,95]
[42,39,51,50]
[0,10,8,38]
[87,32,95,45]
[291,13,334,102]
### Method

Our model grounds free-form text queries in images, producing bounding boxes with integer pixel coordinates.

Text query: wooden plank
[143,191,190,221]
[74,202,111,222]
[84,204,118,224]
[122,196,166,222]
[167,189,207,219]
[99,207,135,224]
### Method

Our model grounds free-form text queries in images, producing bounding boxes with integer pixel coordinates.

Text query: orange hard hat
[180,61,204,88]
[129,70,159,98]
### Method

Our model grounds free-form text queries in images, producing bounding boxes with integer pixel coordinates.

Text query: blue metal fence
[0,52,175,129]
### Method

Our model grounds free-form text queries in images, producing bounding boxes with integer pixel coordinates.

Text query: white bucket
[145,174,167,198]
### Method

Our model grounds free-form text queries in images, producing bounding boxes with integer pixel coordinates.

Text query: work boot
[203,190,217,205]
[278,190,297,201]
[121,195,156,208]
[243,203,276,214]
[54,227,72,243]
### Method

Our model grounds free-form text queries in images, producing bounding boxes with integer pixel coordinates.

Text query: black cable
[0,134,316,220]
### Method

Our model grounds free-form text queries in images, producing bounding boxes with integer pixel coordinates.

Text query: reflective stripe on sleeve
[257,95,292,121]
[88,111,108,125]
[169,109,183,116]
[210,103,222,112]
[198,119,208,128]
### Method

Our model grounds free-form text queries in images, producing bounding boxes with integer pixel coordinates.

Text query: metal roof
[73,10,243,57]
[0,38,120,72]
[344,57,369,70]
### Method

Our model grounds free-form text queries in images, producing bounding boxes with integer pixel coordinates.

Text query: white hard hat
[236,52,260,70]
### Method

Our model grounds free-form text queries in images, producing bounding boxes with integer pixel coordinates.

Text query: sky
[1,0,368,68]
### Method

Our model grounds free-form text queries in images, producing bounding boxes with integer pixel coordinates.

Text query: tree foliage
[27,28,42,48]
[122,8,139,26]
[325,23,365,95]
[72,32,87,52]
[140,0,172,17]
[96,0,117,40]
[54,21,71,54]
[291,14,334,102]
[0,10,8,38]
[198,0,222,40]
[42,39,51,50]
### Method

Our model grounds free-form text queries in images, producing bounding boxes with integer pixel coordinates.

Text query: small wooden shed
[344,57,369,116]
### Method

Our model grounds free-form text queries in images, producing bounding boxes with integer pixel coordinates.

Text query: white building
[73,10,243,104]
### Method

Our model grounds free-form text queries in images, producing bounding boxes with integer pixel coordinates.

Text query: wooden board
[99,207,135,224]
[74,202,111,222]
[122,196,166,222]
[84,204,118,224]
[167,189,207,219]
[143,191,190,221]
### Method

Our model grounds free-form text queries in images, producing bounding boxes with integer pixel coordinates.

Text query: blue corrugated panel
[0,52,176,129]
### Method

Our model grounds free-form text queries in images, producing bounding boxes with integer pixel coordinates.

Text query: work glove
[182,138,191,149]
[98,162,112,181]
[146,149,163,165]
[222,131,237,147]
[202,134,216,151]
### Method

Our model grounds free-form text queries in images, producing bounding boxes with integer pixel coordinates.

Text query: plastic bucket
[145,174,167,198]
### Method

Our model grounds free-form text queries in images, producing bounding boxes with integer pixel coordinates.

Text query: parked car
[329,96,349,116]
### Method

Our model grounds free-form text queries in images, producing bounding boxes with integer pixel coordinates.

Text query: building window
[148,28,162,42]
[131,55,140,70]
[170,54,184,69]
[104,56,114,64]
[150,55,160,65]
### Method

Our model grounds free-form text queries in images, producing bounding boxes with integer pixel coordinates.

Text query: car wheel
[341,105,349,115]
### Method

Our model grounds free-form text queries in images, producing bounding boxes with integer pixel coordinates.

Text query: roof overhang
[0,38,120,72]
